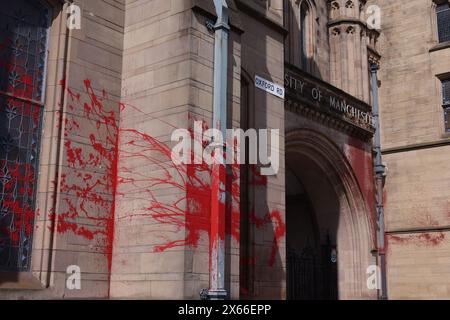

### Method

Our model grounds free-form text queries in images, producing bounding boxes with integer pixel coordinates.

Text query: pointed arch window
[299,1,314,72]
[300,2,309,68]
[0,0,51,271]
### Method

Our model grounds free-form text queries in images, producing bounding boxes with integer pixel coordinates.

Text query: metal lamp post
[207,0,230,300]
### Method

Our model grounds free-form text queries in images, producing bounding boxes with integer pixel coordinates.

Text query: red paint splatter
[114,111,283,266]
[50,79,119,281]
[0,68,286,284]
[388,232,446,247]
[0,40,44,262]
[249,208,286,267]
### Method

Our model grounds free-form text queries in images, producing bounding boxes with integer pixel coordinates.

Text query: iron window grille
[443,79,450,132]
[437,3,450,43]
[0,0,50,271]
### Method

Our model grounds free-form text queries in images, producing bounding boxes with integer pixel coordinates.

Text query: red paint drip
[249,208,286,267]
[46,77,287,299]
[51,79,119,287]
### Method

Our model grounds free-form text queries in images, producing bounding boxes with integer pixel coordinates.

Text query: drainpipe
[370,63,388,300]
[207,0,230,300]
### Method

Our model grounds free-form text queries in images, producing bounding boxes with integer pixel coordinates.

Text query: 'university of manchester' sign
[284,64,375,133]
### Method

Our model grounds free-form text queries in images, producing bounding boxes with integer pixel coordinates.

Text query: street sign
[255,75,285,99]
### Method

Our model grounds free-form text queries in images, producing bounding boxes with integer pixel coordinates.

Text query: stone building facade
[373,0,450,299]
[0,0,448,300]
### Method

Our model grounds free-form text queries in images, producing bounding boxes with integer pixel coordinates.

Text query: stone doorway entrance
[286,167,339,300]
[285,129,376,300]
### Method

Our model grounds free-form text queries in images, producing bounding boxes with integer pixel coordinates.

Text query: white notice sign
[255,75,285,99]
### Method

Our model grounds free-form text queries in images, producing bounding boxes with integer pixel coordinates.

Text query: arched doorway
[286,165,338,300]
[285,129,375,300]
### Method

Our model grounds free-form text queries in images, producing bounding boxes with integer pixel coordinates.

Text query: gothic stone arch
[286,128,376,299]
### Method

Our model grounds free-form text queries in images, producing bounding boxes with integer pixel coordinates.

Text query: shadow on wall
[235,12,286,299]
[285,153,340,300]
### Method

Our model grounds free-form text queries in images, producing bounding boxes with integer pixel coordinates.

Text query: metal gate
[287,241,338,300]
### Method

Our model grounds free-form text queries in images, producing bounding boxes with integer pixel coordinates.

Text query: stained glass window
[0,0,50,271]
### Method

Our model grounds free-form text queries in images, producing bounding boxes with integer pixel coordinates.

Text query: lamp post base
[207,289,227,300]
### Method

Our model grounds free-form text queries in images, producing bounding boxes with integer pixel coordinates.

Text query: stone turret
[328,0,380,103]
